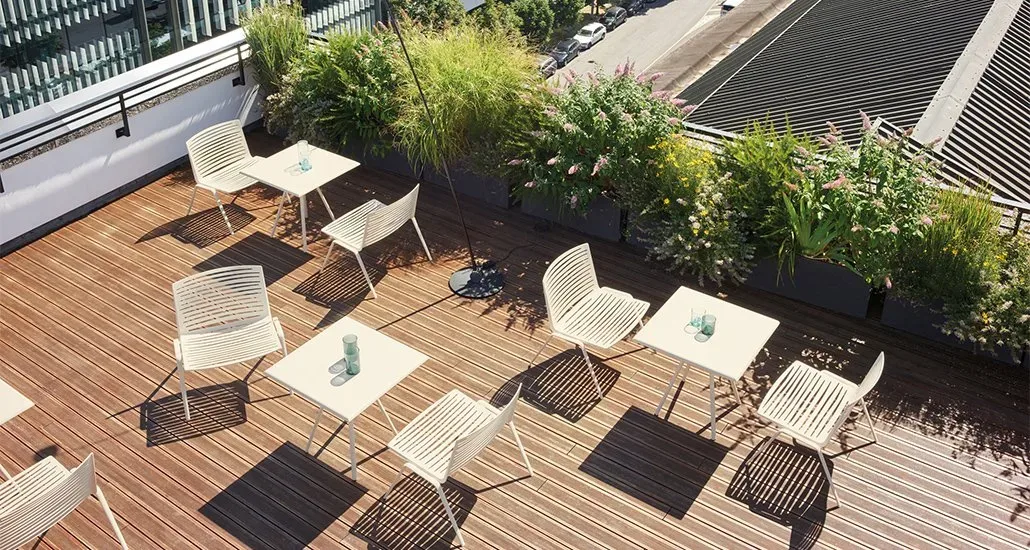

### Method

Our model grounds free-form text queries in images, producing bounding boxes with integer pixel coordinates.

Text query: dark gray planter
[744,256,871,318]
[519,194,623,242]
[882,295,1024,366]
[424,164,512,209]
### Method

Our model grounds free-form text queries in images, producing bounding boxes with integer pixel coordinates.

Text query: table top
[241,144,360,196]
[0,377,33,425]
[635,286,780,381]
[264,317,428,421]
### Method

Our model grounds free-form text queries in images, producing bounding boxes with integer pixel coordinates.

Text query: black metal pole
[382,0,504,298]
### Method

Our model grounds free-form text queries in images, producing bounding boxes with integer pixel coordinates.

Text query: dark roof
[678,0,995,139]
[941,1,1030,204]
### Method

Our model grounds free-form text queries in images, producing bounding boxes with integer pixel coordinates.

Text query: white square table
[0,376,34,478]
[241,144,360,252]
[635,286,779,441]
[264,316,428,480]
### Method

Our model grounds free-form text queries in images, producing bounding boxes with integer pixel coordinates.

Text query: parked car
[621,0,644,15]
[601,6,628,30]
[573,22,607,49]
[721,0,742,14]
[538,55,558,78]
[550,39,582,67]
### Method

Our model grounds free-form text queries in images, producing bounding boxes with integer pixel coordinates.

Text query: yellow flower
[692,228,699,235]
[981,312,990,324]
[700,209,709,217]
[663,198,670,205]
[704,230,709,235]
[952,249,958,255]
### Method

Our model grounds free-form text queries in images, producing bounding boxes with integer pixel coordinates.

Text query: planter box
[882,295,1025,367]
[424,164,512,209]
[744,256,871,318]
[519,194,623,242]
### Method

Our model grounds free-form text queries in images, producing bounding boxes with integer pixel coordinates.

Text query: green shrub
[242,4,308,95]
[392,22,541,171]
[267,30,402,153]
[508,65,686,213]
[635,136,755,285]
[471,0,524,34]
[390,0,465,28]
[549,0,583,27]
[511,0,555,42]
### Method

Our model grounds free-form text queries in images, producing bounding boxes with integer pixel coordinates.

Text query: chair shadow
[138,205,255,248]
[579,406,727,518]
[503,349,619,423]
[351,474,475,549]
[727,438,829,550]
[200,442,367,550]
[193,232,311,286]
[293,258,386,329]
[140,381,248,447]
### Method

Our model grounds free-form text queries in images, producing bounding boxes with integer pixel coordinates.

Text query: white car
[573,22,607,49]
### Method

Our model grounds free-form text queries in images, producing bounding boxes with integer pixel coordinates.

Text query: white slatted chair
[184,120,264,234]
[172,265,287,421]
[0,454,128,550]
[319,184,432,299]
[384,386,532,547]
[528,243,649,399]
[756,352,884,508]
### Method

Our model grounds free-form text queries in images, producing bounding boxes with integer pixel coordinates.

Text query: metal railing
[681,120,1030,237]
[0,37,252,193]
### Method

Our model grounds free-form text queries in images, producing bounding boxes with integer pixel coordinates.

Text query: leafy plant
[390,0,466,28]
[508,64,690,213]
[266,30,402,153]
[511,0,555,42]
[634,135,754,285]
[549,0,583,26]
[242,4,308,95]
[772,173,847,279]
[470,0,523,34]
[392,22,541,171]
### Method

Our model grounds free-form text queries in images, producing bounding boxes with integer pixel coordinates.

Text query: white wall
[0,68,260,247]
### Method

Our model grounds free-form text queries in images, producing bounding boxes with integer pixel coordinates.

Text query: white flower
[704,241,712,248]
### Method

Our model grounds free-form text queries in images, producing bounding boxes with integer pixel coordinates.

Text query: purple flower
[614,62,626,77]
[670,98,688,107]
[587,72,598,85]
[524,181,536,188]
[547,157,558,166]
[860,110,872,130]
[822,174,847,189]
[794,145,811,157]
[621,112,633,122]
[570,195,579,207]
[852,224,863,232]
[884,276,892,289]
[568,164,580,175]
[636,73,647,84]
[927,136,942,147]
[826,121,839,134]
[507,159,524,166]
[648,72,664,82]
[903,127,914,137]
[667,117,681,126]
[784,182,799,191]
[563,122,577,132]
[543,105,558,116]
[591,156,609,176]
[597,109,607,121]
[889,224,899,234]
[921,215,933,226]
[681,104,698,115]
[818,133,838,147]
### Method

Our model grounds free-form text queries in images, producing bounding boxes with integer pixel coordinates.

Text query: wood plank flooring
[1,131,1027,549]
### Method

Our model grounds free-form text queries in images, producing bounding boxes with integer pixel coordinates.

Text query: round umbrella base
[448,261,504,299]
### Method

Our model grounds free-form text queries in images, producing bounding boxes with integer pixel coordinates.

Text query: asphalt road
[556,0,722,80]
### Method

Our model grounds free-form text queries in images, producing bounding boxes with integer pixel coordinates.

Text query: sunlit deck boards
[1,131,1028,550]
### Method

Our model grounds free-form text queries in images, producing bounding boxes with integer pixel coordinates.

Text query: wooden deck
[2,131,1028,550]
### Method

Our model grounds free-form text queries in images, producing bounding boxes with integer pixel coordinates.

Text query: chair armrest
[173,338,183,365]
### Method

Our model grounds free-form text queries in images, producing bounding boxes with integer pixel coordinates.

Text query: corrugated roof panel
[942,1,1030,204]
[679,0,995,139]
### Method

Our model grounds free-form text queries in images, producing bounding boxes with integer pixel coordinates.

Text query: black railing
[0,38,252,193]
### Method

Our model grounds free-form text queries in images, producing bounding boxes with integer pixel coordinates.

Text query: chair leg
[434,483,466,547]
[860,398,878,443]
[94,485,129,550]
[655,361,686,416]
[178,364,190,422]
[579,345,604,400]
[212,189,233,234]
[510,422,533,476]
[185,186,198,219]
[816,449,841,509]
[320,241,335,273]
[353,251,377,299]
[382,464,410,505]
[411,217,433,262]
[527,333,555,368]
[756,428,781,456]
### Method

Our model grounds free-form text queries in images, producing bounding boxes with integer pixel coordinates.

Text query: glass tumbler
[701,314,717,336]
[297,140,312,172]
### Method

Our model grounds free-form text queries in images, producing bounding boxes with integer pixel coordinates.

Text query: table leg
[299,193,309,252]
[305,407,323,452]
[730,379,742,405]
[348,419,358,481]
[655,360,685,416]
[377,399,397,434]
[709,373,717,441]
[316,187,335,219]
[270,191,288,237]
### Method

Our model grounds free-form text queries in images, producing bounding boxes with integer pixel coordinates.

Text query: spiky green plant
[242,4,308,95]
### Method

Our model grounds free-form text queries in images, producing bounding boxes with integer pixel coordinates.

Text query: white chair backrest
[362,185,420,248]
[0,454,98,550]
[186,120,252,184]
[854,352,885,401]
[542,244,599,327]
[172,265,271,336]
[448,385,522,477]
